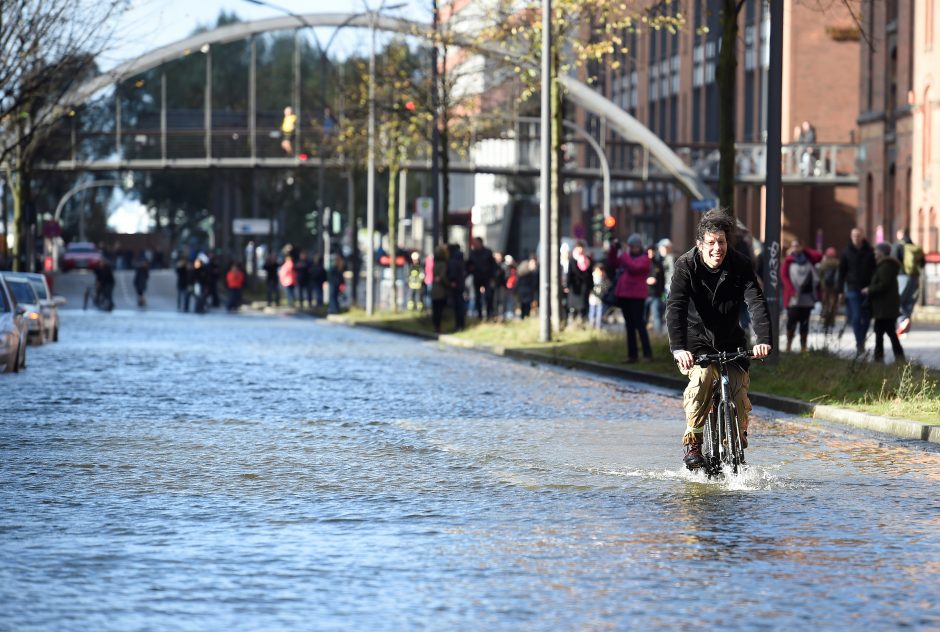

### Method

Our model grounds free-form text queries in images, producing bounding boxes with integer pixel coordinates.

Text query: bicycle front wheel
[719,401,744,474]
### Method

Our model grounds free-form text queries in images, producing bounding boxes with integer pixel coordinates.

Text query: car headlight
[28,312,40,320]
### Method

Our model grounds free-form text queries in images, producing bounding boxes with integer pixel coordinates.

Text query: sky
[101,0,430,72]
[103,0,430,232]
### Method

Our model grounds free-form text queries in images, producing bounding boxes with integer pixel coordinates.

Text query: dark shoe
[683,443,705,469]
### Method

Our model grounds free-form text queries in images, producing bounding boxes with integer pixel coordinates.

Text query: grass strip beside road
[341,308,940,424]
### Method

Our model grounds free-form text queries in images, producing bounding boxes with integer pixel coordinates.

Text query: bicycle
[691,348,755,477]
[83,281,113,312]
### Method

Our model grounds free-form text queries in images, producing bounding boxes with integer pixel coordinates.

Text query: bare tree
[1,0,127,270]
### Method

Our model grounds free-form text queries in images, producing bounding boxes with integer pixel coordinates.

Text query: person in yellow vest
[280,106,297,155]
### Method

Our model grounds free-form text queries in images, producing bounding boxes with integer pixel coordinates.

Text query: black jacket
[837,240,875,292]
[665,247,772,357]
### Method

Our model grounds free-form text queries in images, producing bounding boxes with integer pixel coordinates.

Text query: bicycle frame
[696,349,751,477]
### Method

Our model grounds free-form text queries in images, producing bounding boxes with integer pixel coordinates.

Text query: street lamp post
[366,10,377,315]
[538,0,552,342]
[364,1,405,316]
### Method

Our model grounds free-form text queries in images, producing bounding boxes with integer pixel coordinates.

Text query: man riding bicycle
[665,209,773,469]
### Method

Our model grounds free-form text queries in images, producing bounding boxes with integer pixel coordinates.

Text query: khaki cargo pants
[680,363,751,445]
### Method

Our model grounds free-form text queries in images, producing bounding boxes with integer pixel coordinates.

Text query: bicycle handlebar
[694,348,755,367]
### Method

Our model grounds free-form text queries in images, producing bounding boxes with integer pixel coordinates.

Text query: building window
[760,5,770,69]
[671,55,680,96]
[706,39,717,84]
[660,59,670,98]
[930,208,938,252]
[928,0,935,49]
[630,71,638,110]
[693,44,704,87]
[649,63,659,102]
[745,25,756,70]
[925,87,933,169]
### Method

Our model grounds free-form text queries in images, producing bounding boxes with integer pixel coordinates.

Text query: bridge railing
[38,123,859,185]
[672,142,859,184]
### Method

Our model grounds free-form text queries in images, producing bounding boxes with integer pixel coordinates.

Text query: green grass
[339,309,940,424]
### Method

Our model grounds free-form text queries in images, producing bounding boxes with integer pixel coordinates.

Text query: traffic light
[405,100,416,111]
[602,215,616,241]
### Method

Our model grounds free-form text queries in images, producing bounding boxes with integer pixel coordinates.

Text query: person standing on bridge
[280,106,297,155]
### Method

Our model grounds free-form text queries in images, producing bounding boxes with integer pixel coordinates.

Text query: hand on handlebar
[673,349,694,371]
[752,343,772,359]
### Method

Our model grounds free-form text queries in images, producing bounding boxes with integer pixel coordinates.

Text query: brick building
[577,0,861,252]
[859,0,939,304]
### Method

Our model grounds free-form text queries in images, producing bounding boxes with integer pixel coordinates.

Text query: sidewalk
[326,313,940,447]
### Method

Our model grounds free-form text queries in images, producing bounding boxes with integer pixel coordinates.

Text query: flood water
[2,309,940,629]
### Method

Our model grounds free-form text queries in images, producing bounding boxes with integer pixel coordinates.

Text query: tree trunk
[717,0,740,216]
[549,43,563,335]
[440,125,450,244]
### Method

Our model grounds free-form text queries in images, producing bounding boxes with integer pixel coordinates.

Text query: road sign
[233,218,277,235]
[691,198,718,212]
[415,197,433,221]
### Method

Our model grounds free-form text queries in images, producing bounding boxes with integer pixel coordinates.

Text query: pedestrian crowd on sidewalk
[172,244,346,316]
[397,222,924,365]
[763,224,924,363]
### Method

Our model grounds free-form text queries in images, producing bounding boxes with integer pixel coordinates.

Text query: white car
[22,272,65,342]
[0,275,28,372]
[0,275,45,345]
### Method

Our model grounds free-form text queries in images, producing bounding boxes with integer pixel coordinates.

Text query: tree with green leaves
[476,0,680,333]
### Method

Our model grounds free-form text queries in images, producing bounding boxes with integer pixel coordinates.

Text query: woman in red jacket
[607,233,653,362]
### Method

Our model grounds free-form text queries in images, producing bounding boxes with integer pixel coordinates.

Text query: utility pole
[430,0,441,247]
[762,0,783,361]
[366,10,377,315]
[538,0,552,342]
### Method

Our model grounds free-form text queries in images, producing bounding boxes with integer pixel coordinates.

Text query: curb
[325,315,938,446]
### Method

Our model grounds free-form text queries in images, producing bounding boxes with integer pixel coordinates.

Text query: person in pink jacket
[278,254,298,307]
[607,233,653,362]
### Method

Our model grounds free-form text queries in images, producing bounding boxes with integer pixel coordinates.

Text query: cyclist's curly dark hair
[695,208,736,243]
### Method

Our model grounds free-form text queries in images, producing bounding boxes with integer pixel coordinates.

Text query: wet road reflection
[2,310,939,629]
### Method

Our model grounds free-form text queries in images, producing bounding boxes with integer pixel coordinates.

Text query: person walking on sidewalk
[892,228,925,336]
[263,254,280,307]
[133,259,150,307]
[838,227,876,355]
[608,233,653,363]
[278,254,298,307]
[430,245,449,333]
[817,246,841,335]
[864,242,905,363]
[176,257,191,312]
[781,239,821,353]
[225,262,245,312]
[666,209,773,469]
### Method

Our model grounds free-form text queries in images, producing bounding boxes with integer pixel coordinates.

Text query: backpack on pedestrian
[903,242,925,276]
[789,255,817,306]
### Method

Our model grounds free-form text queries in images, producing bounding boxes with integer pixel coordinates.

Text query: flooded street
[2,309,940,629]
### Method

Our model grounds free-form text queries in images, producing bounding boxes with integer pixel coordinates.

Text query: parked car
[0,275,45,345]
[0,275,28,372]
[14,272,64,342]
[61,241,103,272]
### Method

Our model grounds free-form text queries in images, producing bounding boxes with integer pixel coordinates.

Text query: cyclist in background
[665,209,773,469]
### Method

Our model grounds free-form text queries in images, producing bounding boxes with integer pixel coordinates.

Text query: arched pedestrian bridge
[35,13,859,192]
